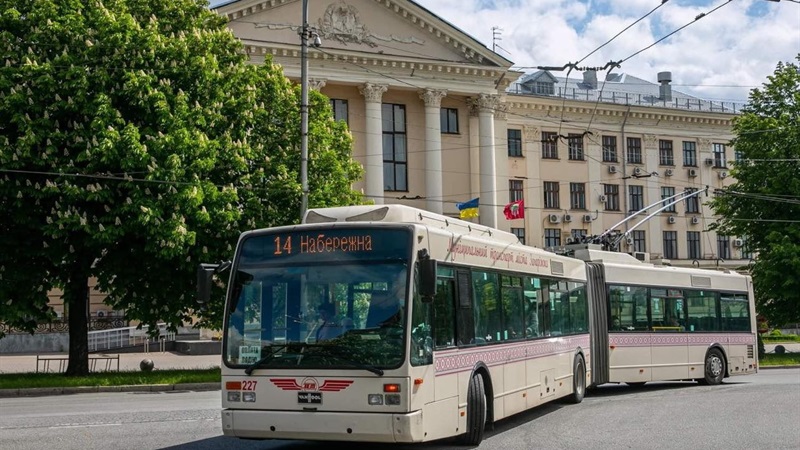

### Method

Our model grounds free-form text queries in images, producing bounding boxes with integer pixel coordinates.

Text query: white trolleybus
[198,205,756,445]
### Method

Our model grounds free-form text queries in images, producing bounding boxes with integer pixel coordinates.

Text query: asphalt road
[1,369,798,450]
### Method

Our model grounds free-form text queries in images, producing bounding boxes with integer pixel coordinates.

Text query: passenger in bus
[611,316,622,331]
[315,303,342,341]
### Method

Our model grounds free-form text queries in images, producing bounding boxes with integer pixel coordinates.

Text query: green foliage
[757,333,766,359]
[710,56,800,326]
[0,368,220,390]
[0,0,363,372]
[759,353,800,366]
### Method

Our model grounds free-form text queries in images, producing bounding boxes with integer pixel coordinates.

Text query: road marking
[49,423,122,429]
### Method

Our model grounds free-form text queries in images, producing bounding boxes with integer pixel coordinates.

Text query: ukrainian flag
[456,198,479,219]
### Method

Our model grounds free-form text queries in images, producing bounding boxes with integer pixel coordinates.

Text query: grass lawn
[760,353,800,367]
[0,367,220,390]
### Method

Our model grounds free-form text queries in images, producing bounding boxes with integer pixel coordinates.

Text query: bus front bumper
[221,408,425,443]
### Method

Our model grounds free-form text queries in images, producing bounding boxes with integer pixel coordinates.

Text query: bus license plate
[298,392,322,404]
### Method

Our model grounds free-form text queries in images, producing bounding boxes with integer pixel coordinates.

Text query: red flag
[503,199,525,220]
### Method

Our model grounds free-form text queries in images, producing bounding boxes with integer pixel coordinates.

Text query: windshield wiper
[244,344,289,375]
[301,344,384,376]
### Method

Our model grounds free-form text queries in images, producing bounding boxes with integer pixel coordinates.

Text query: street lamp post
[299,0,310,220]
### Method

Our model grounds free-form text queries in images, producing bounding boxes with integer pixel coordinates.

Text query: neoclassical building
[214,0,748,270]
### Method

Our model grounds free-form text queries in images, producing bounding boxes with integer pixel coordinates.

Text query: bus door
[586,262,609,386]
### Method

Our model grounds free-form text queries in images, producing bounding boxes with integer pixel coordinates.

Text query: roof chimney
[583,70,597,89]
[658,71,672,102]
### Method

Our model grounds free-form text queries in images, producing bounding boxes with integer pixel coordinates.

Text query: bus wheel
[460,373,487,445]
[702,348,725,385]
[569,355,586,404]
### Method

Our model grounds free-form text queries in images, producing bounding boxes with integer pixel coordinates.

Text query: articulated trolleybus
[201,205,756,445]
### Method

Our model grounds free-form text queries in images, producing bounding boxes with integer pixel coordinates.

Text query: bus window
[549,280,570,336]
[472,270,501,344]
[651,288,685,331]
[608,285,648,331]
[501,275,524,341]
[569,282,588,333]
[411,271,433,366]
[523,277,542,337]
[433,269,456,349]
[686,290,719,332]
[721,293,750,331]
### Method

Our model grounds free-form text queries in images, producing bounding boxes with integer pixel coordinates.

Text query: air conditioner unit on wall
[608,165,618,174]
[688,168,698,178]
[665,168,674,176]
[599,194,608,203]
[548,213,560,224]
[633,167,643,175]
[565,236,576,244]
[583,214,593,223]
[733,238,744,247]
[691,216,700,225]
[718,171,728,179]
[667,215,676,224]
[633,252,650,262]
[563,214,573,223]
[625,236,634,246]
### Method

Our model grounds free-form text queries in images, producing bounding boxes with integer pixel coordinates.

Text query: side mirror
[197,263,217,307]
[417,251,437,302]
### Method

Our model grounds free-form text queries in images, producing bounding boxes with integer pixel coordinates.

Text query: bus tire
[702,348,725,385]
[569,354,586,404]
[460,373,487,445]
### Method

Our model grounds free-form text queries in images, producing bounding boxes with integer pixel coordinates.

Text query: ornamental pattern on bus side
[433,335,590,375]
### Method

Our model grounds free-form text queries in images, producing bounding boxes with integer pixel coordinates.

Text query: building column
[467,98,480,201]
[419,89,447,214]
[359,83,388,204]
[523,125,542,244]
[478,94,499,228]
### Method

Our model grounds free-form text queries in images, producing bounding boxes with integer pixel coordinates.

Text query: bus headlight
[243,392,257,402]
[227,391,241,402]
[367,394,384,405]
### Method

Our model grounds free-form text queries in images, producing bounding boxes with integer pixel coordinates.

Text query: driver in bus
[315,303,342,341]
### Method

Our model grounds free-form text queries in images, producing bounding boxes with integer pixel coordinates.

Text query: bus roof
[305,205,521,246]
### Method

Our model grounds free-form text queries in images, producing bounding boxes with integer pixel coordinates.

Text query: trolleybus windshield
[224,227,412,372]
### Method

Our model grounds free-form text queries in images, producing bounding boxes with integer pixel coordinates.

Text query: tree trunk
[65,260,91,376]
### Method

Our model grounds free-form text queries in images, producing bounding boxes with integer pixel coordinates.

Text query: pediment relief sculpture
[318,1,424,48]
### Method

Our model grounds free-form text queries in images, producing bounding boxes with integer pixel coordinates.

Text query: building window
[717,235,731,260]
[382,103,407,192]
[568,133,584,161]
[627,137,642,164]
[661,187,676,213]
[509,179,524,202]
[740,237,753,259]
[535,81,554,95]
[508,129,522,157]
[734,150,745,164]
[603,184,620,211]
[663,231,678,259]
[544,181,560,209]
[542,132,558,159]
[570,182,586,209]
[512,227,525,245]
[659,140,674,166]
[687,231,701,259]
[713,143,727,168]
[330,99,349,124]
[629,185,644,212]
[632,230,646,253]
[440,107,459,134]
[602,136,618,162]
[544,228,561,247]
[685,188,700,214]
[683,141,697,167]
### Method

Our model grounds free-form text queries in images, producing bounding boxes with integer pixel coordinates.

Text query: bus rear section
[577,248,757,386]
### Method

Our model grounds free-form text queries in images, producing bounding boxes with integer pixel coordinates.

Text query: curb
[0,382,220,398]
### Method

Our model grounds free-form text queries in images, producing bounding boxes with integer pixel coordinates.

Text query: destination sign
[238,228,411,265]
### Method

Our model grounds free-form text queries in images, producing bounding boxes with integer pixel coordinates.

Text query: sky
[210,0,800,102]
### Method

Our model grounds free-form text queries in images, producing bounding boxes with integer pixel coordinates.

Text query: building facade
[216,0,749,270]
